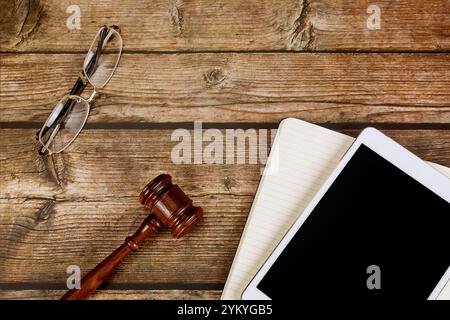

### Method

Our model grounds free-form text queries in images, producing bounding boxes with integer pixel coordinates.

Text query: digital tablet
[242,128,450,300]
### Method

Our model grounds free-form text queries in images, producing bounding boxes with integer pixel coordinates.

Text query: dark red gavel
[61,174,203,300]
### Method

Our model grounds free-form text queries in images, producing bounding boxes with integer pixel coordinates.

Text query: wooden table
[0,0,449,300]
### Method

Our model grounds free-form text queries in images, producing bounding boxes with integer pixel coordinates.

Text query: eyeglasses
[36,25,123,156]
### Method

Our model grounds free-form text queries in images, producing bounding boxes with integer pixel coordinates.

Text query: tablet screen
[257,144,450,299]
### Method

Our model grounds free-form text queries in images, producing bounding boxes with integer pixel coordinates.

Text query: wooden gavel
[61,174,203,300]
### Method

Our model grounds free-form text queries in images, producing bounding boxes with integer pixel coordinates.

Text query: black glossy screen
[257,145,450,300]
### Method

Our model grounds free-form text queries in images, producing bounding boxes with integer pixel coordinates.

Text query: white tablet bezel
[242,127,450,300]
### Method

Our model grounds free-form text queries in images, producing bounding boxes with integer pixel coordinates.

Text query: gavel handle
[61,240,134,300]
[61,216,162,300]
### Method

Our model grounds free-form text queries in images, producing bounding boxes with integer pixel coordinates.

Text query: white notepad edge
[221,118,353,299]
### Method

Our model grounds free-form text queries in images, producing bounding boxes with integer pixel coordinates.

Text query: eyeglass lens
[39,95,90,154]
[38,26,122,155]
[83,26,122,89]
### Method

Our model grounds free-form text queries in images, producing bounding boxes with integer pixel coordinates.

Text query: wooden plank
[0,290,221,300]
[0,128,448,285]
[0,196,251,284]
[1,53,450,124]
[0,129,256,284]
[0,129,264,199]
[1,129,449,200]
[1,0,449,52]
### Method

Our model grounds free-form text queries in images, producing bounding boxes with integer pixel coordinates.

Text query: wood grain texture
[0,290,221,300]
[1,0,449,52]
[1,53,450,124]
[2,129,449,200]
[0,196,251,284]
[0,128,449,286]
[1,0,449,300]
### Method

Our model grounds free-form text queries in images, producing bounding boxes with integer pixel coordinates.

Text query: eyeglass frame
[35,25,122,156]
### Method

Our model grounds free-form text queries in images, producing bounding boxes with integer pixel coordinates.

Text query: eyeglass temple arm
[36,25,118,141]
[58,74,89,121]
[84,26,110,78]
[56,26,113,124]
[56,27,111,125]
[36,75,88,141]
[52,75,88,127]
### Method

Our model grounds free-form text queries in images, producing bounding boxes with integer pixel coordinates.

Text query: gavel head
[139,174,203,238]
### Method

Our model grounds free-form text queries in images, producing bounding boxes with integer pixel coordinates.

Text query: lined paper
[221,118,450,300]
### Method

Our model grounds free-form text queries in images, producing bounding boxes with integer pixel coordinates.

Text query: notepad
[221,118,450,300]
